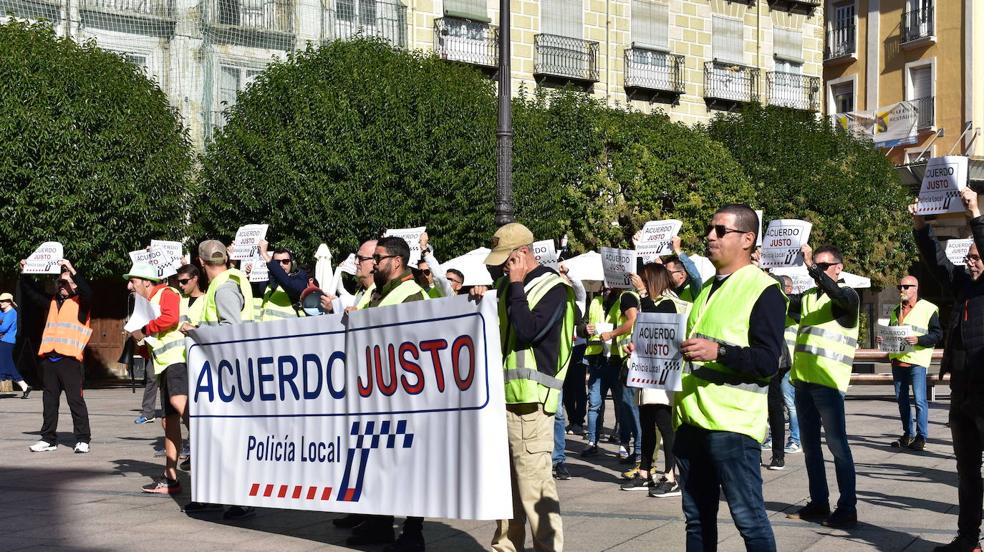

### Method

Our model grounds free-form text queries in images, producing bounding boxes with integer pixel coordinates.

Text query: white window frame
[904,144,934,164]
[827,0,857,57]
[904,58,935,102]
[826,74,856,116]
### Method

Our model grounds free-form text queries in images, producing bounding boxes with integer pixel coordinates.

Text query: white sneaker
[29,441,56,452]
[617,446,630,459]
[74,442,90,454]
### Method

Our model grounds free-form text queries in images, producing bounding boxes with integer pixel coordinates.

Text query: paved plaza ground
[0,384,967,551]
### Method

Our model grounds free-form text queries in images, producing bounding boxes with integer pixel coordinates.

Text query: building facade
[1,0,824,148]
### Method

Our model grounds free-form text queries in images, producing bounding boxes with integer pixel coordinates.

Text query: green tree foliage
[706,104,912,287]
[196,39,501,262]
[0,21,194,279]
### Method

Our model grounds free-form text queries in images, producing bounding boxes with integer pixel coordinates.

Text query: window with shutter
[631,0,668,50]
[830,81,854,114]
[542,0,582,38]
[443,0,488,22]
[909,65,931,100]
[773,28,802,63]
[712,16,743,64]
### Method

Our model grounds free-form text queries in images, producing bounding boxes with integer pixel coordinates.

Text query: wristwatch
[717,343,730,361]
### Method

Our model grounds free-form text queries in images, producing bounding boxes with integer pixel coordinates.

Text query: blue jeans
[795,382,857,512]
[553,390,566,465]
[892,364,929,440]
[619,380,641,457]
[586,355,620,444]
[781,372,800,445]
[674,424,776,551]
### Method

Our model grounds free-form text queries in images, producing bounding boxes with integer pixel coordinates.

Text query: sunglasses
[448,279,462,285]
[373,254,397,264]
[420,269,431,276]
[278,259,292,265]
[177,278,192,285]
[705,224,749,238]
[815,262,837,271]
[897,284,916,290]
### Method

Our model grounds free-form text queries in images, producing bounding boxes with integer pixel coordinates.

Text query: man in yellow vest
[180,240,255,520]
[883,275,941,451]
[674,204,785,551]
[20,258,94,454]
[471,222,574,552]
[251,239,308,321]
[341,235,428,552]
[176,264,205,327]
[124,262,186,495]
[786,243,860,529]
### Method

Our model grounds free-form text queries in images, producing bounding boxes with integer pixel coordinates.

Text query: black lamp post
[495,0,514,226]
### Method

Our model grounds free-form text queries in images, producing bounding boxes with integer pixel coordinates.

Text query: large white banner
[834,102,919,148]
[915,156,969,216]
[760,219,812,269]
[627,312,686,391]
[187,295,511,520]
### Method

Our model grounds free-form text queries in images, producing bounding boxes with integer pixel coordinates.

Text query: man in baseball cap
[484,223,535,267]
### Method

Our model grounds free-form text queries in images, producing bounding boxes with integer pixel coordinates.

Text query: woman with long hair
[0,292,30,398]
[620,263,687,497]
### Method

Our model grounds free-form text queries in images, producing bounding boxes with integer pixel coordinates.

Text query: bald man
[885,275,941,451]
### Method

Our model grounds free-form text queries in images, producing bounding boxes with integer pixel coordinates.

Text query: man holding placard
[674,204,786,551]
[911,188,984,552]
[787,243,860,529]
[251,239,308,321]
[19,257,94,454]
[663,237,703,303]
[880,275,941,451]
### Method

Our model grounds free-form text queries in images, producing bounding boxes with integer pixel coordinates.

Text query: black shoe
[179,457,191,471]
[347,527,395,546]
[908,437,926,451]
[580,444,599,457]
[383,530,425,552]
[619,474,652,491]
[649,478,681,498]
[891,434,913,448]
[20,386,31,399]
[766,456,785,471]
[332,513,367,529]
[223,506,256,521]
[553,462,571,480]
[787,501,831,521]
[822,508,858,529]
[182,501,223,514]
[934,535,983,552]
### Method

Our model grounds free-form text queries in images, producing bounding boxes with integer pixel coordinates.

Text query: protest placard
[150,240,184,278]
[231,224,269,261]
[128,249,151,265]
[877,324,912,354]
[946,239,973,267]
[600,247,636,289]
[531,239,559,269]
[760,219,812,268]
[243,253,270,283]
[626,312,687,391]
[636,220,682,263]
[23,242,64,274]
[915,156,968,216]
[187,294,511,520]
[384,226,426,266]
[755,210,764,247]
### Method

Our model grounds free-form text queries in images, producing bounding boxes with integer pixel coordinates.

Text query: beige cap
[484,223,534,266]
[0,292,15,308]
[198,240,229,265]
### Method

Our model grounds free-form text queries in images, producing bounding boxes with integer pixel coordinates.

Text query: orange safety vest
[39,297,92,361]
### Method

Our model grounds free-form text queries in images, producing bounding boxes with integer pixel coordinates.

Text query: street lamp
[495,0,514,226]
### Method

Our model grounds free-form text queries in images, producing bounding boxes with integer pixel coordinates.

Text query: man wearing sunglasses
[673,205,786,551]
[911,188,984,552]
[663,235,704,303]
[417,232,453,298]
[786,243,860,529]
[19,258,94,454]
[251,239,309,321]
[881,276,941,452]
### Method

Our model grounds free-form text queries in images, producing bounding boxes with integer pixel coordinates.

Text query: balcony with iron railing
[624,48,685,96]
[79,0,174,35]
[767,72,820,111]
[704,61,758,107]
[766,0,820,14]
[202,0,294,47]
[913,96,934,129]
[824,25,856,62]
[433,17,497,69]
[80,0,171,18]
[534,33,600,84]
[324,0,407,49]
[901,1,934,46]
[0,0,64,24]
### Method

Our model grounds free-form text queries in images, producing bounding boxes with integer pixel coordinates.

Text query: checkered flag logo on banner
[337,420,414,502]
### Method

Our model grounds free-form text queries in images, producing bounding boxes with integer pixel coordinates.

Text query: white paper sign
[150,240,184,278]
[243,254,270,283]
[627,312,687,391]
[600,247,636,289]
[23,242,64,274]
[384,226,427,267]
[531,239,559,269]
[877,324,913,353]
[187,294,511,520]
[124,293,161,333]
[945,239,974,267]
[231,224,269,261]
[755,210,764,247]
[915,156,969,215]
[129,249,151,265]
[760,220,812,268]
[636,220,682,263]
